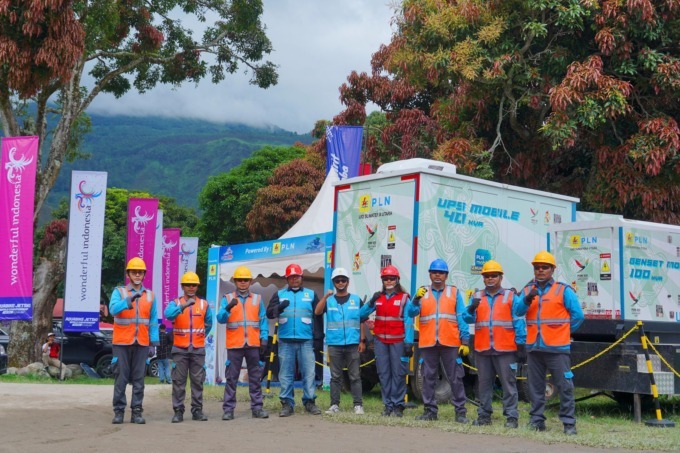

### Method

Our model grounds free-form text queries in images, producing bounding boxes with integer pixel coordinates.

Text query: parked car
[52,321,114,378]
[0,343,7,375]
[0,327,9,351]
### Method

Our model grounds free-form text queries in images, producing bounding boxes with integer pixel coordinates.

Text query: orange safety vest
[113,287,154,346]
[418,286,461,348]
[172,296,208,348]
[373,292,408,344]
[523,283,570,347]
[225,292,262,348]
[473,289,516,352]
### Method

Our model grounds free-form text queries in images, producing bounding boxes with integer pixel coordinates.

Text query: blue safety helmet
[428,259,449,273]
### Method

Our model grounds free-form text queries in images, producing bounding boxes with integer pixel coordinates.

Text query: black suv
[52,321,114,377]
[0,327,8,375]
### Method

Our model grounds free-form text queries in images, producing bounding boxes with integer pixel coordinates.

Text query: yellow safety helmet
[181,272,201,285]
[531,251,556,267]
[126,257,147,271]
[481,260,504,275]
[233,265,253,280]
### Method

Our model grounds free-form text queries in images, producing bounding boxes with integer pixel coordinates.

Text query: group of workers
[108,251,583,436]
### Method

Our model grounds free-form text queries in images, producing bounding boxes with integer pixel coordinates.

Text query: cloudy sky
[87,1,397,134]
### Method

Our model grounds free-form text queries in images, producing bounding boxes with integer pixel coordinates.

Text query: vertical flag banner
[126,198,158,288]
[325,125,363,180]
[0,136,39,321]
[161,228,181,326]
[153,210,164,320]
[177,237,199,295]
[63,171,108,331]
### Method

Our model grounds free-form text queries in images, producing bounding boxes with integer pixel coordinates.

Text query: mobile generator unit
[550,217,680,414]
[331,159,579,400]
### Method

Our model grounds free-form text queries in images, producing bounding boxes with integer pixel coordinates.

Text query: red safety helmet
[380,265,400,279]
[285,263,303,278]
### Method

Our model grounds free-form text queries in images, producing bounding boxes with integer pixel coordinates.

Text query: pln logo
[272,242,282,255]
[359,195,371,213]
[358,193,391,213]
[75,180,102,211]
[625,232,648,246]
[574,258,590,272]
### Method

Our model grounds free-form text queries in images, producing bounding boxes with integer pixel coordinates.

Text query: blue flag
[325,125,363,179]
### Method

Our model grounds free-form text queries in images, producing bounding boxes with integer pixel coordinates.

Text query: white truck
[331,159,578,399]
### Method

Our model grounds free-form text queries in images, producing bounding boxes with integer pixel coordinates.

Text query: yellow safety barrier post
[263,320,279,398]
[638,321,675,428]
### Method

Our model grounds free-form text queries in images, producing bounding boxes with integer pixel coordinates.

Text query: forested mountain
[43,114,312,222]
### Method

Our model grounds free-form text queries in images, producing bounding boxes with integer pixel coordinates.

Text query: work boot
[455,413,470,424]
[381,406,392,417]
[279,403,294,417]
[171,410,183,423]
[415,410,438,421]
[391,406,404,418]
[529,421,546,432]
[252,409,269,419]
[222,411,234,421]
[563,424,577,436]
[112,411,124,424]
[505,417,518,429]
[192,410,208,421]
[304,401,321,415]
[472,416,492,426]
[130,407,145,424]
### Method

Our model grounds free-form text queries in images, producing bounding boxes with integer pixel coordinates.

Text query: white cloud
[87,1,396,134]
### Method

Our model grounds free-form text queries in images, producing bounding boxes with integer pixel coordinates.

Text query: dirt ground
[0,383,643,453]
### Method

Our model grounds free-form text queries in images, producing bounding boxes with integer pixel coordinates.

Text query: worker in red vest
[411,259,470,423]
[516,251,584,435]
[217,265,269,420]
[164,271,213,423]
[462,260,525,428]
[359,265,418,417]
[109,257,159,424]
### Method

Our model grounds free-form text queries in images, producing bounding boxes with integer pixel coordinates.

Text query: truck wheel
[96,354,114,378]
[412,361,453,404]
[517,363,556,402]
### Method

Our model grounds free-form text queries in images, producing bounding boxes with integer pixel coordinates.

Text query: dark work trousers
[528,351,575,425]
[328,344,362,406]
[374,339,407,410]
[171,346,206,414]
[419,344,467,415]
[112,343,149,413]
[222,347,264,412]
[314,338,324,385]
[475,352,519,420]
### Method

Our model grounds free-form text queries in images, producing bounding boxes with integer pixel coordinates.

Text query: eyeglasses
[333,278,348,284]
[234,278,250,283]
[483,274,501,279]
[533,265,552,271]
[183,283,198,287]
[129,270,144,276]
[382,277,398,281]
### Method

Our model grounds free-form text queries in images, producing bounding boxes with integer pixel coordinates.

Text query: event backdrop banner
[161,228,181,326]
[325,125,363,180]
[63,171,108,331]
[0,136,39,321]
[126,198,158,288]
[152,210,164,320]
[177,236,199,295]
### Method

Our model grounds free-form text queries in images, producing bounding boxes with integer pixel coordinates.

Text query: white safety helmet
[331,268,349,281]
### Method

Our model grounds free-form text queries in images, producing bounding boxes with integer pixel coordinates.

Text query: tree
[199,145,306,246]
[335,0,680,224]
[1,0,277,365]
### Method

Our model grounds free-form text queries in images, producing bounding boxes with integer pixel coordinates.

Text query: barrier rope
[571,323,640,370]
[644,337,680,379]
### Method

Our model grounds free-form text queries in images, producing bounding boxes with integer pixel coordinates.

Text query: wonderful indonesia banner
[177,236,199,295]
[153,210,164,321]
[325,125,363,180]
[126,198,159,288]
[63,171,108,332]
[0,136,38,320]
[161,228,181,327]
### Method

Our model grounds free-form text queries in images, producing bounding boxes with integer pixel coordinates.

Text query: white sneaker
[325,404,340,414]
[354,405,364,415]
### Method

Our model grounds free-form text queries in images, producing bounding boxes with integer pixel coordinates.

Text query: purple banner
[161,228,181,327]
[325,125,363,180]
[126,198,158,288]
[0,136,39,320]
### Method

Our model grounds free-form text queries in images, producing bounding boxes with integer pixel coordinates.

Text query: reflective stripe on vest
[418,286,461,348]
[113,287,153,346]
[225,292,262,348]
[473,289,517,352]
[277,288,315,340]
[172,296,208,348]
[325,294,362,346]
[523,283,570,347]
[373,293,408,343]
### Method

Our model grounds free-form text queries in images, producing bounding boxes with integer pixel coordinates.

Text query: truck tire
[96,354,114,378]
[412,360,453,404]
[517,363,556,402]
